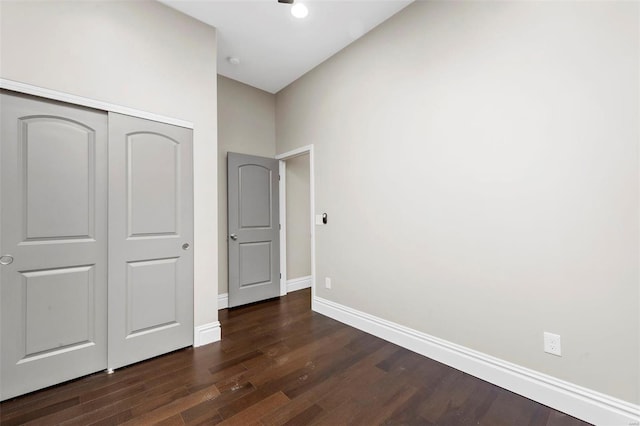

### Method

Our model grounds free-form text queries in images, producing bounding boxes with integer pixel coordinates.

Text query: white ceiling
[159,0,413,93]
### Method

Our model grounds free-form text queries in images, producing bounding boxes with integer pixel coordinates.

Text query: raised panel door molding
[126,257,179,337]
[20,116,96,242]
[19,265,96,361]
[127,132,180,238]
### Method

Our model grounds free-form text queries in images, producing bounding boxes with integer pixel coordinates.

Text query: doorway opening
[276,145,315,304]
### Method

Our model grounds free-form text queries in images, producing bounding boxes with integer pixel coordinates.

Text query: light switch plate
[315,214,323,225]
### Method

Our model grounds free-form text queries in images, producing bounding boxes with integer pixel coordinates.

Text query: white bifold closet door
[0,91,194,400]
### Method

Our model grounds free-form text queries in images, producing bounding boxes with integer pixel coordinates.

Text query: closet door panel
[0,91,108,401]
[108,113,193,370]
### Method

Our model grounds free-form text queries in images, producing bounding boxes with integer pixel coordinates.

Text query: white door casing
[275,145,316,303]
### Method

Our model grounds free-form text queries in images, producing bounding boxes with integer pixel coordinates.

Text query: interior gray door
[0,91,108,400]
[108,113,194,370]
[227,152,280,308]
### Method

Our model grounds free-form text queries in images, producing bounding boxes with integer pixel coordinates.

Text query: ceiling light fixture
[227,57,240,65]
[291,3,308,19]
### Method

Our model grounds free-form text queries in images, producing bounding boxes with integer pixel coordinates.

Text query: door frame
[0,79,193,129]
[275,145,315,301]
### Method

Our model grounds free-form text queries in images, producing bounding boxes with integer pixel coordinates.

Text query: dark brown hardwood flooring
[0,288,591,425]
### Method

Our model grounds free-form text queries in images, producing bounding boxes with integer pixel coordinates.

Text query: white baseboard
[193,321,221,347]
[312,296,639,426]
[217,277,310,311]
[287,275,312,293]
[218,293,229,310]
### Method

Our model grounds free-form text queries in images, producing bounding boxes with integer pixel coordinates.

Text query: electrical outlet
[325,277,331,289]
[544,332,562,356]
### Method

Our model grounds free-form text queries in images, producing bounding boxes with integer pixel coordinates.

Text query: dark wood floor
[0,288,591,426]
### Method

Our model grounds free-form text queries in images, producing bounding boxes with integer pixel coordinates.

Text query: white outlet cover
[325,277,331,289]
[544,332,562,356]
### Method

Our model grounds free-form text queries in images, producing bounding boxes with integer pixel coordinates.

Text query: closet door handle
[0,255,14,265]
[182,243,190,250]
[229,234,238,241]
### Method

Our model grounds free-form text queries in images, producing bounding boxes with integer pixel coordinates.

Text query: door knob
[230,234,238,241]
[0,255,14,265]
[182,243,190,250]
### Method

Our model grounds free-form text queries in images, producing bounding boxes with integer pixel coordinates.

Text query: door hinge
[280,273,282,278]
[278,175,281,181]
[279,224,281,230]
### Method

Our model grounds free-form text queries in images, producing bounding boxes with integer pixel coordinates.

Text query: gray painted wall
[0,0,219,327]
[276,1,639,403]
[218,75,276,295]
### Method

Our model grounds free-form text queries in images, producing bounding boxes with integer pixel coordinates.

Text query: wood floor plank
[120,385,221,425]
[59,358,218,425]
[66,386,191,426]
[528,406,553,426]
[414,368,468,423]
[217,391,290,426]
[279,403,324,426]
[351,384,419,426]
[0,397,80,426]
[289,344,395,409]
[69,345,246,425]
[179,382,256,425]
[281,347,379,401]
[308,398,364,425]
[430,379,499,426]
[216,388,276,420]
[476,387,549,426]
[0,288,592,426]
[156,414,186,426]
[381,387,439,425]
[546,410,592,426]
[259,396,319,426]
[249,330,358,390]
[22,382,147,425]
[2,345,211,422]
